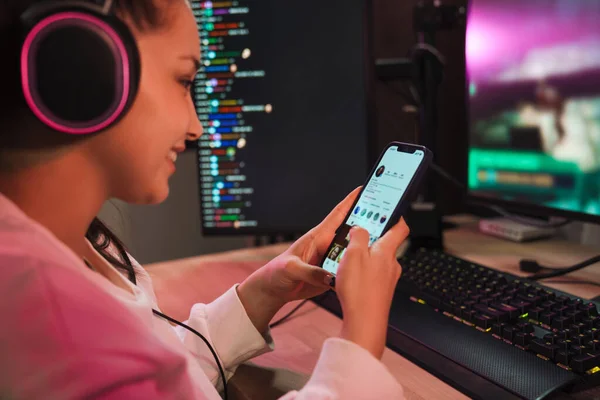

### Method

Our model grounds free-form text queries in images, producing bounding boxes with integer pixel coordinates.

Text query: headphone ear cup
[21,9,140,135]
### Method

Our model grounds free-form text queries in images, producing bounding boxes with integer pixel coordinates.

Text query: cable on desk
[269,299,310,329]
[525,255,600,281]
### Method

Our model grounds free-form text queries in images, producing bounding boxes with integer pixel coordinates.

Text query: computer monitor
[466,0,600,224]
[189,0,375,235]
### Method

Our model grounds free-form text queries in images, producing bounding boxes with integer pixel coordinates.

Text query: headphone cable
[152,309,228,400]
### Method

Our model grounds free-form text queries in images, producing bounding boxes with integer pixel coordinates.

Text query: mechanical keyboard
[313,247,600,400]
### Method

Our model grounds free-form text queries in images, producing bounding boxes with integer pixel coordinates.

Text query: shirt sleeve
[0,255,204,400]
[171,285,274,391]
[277,338,405,400]
[124,255,274,391]
[128,254,402,399]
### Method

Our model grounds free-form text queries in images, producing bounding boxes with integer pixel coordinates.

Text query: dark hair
[0,0,168,283]
[87,217,137,284]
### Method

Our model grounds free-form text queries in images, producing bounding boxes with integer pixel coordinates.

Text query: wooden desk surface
[146,216,600,400]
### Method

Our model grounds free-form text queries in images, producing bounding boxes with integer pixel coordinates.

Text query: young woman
[0,1,409,398]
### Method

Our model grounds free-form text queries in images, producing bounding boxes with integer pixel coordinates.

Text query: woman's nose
[187,99,203,141]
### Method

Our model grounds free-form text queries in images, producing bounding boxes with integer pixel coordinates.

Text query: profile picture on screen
[327,244,343,261]
[376,165,385,177]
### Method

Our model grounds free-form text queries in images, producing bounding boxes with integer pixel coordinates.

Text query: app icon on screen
[354,206,360,215]
[380,215,387,224]
[361,209,367,217]
[367,211,373,219]
[375,165,385,177]
[374,213,380,221]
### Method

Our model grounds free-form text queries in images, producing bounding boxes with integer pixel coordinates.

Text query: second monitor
[466,0,600,224]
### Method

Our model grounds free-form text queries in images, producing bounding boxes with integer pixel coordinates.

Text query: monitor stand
[478,217,558,242]
[404,202,444,250]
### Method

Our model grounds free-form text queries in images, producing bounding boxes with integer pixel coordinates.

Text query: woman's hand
[237,187,362,333]
[336,222,410,359]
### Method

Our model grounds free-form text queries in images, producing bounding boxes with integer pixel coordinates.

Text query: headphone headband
[22,1,111,26]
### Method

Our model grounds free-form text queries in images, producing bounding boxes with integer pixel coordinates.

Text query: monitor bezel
[463,0,600,225]
[194,0,379,236]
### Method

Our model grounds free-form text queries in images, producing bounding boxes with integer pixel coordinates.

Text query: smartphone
[320,142,432,282]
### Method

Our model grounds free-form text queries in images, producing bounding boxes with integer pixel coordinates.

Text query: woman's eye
[181,80,194,90]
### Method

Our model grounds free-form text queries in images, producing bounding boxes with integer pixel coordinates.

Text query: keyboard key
[552,305,570,316]
[491,323,506,336]
[556,296,569,305]
[514,332,532,347]
[530,338,560,360]
[568,299,584,308]
[474,314,495,329]
[516,322,534,334]
[470,294,482,303]
[509,300,531,314]
[503,326,519,342]
[531,287,545,295]
[455,305,467,318]
[543,291,556,302]
[487,280,499,290]
[580,303,599,317]
[540,312,556,326]
[571,345,589,355]
[572,334,588,345]
[552,316,573,330]
[462,300,476,310]
[541,301,557,311]
[588,340,600,351]
[556,329,574,339]
[556,350,576,366]
[586,328,600,340]
[518,283,533,293]
[557,339,573,351]
[571,353,600,373]
[500,295,514,304]
[462,310,477,322]
[529,307,545,320]
[491,303,521,320]
[479,298,493,306]
[567,310,585,323]
[543,333,559,344]
[489,293,503,301]
[474,304,508,322]
[573,321,592,333]
[518,293,542,306]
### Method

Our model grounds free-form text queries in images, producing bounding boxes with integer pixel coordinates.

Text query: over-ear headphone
[20,0,140,135]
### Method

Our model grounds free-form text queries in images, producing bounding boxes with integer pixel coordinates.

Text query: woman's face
[88,1,202,205]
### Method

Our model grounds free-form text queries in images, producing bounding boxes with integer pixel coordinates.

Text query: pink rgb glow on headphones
[20,0,141,134]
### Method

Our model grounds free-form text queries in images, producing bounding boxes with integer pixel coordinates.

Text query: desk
[145,216,600,400]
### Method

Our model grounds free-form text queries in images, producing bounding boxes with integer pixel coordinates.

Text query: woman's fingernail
[324,275,333,285]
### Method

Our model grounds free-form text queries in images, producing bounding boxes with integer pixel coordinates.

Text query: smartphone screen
[321,145,427,276]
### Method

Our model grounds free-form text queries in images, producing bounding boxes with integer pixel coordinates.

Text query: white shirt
[0,193,404,399]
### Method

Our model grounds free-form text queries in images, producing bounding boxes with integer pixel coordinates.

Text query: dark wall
[371,0,469,215]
